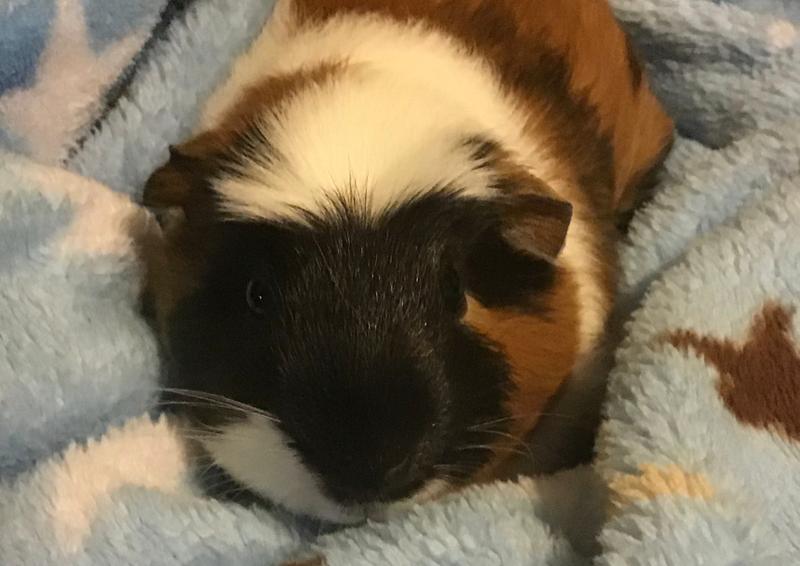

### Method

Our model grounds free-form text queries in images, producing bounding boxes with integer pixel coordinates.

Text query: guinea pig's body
[143,0,673,523]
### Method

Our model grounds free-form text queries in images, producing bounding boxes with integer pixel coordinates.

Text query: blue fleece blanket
[1,1,799,564]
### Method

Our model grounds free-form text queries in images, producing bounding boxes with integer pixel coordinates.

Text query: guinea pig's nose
[326,457,425,505]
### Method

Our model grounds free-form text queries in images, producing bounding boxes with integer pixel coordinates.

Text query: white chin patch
[201,415,451,523]
[200,415,364,524]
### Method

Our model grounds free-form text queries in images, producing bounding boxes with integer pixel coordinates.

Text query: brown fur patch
[142,134,225,211]
[140,214,208,341]
[666,302,800,442]
[463,266,581,476]
[624,34,644,91]
[292,0,673,213]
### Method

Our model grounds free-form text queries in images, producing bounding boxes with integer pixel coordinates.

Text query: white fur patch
[201,415,365,523]
[213,70,498,223]
[561,216,610,354]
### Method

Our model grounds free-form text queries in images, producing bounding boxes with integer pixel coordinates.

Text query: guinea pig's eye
[442,266,466,316]
[246,279,268,315]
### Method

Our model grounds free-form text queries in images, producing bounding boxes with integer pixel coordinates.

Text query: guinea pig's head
[143,132,575,523]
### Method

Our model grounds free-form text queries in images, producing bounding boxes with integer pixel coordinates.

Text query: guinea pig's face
[144,137,573,523]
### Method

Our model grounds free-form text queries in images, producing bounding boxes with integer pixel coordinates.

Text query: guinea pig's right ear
[462,136,573,262]
[459,196,571,310]
[494,190,572,263]
[457,163,573,310]
[142,132,225,221]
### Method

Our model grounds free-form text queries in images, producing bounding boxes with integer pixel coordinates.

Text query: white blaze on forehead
[202,415,365,524]
[212,70,498,224]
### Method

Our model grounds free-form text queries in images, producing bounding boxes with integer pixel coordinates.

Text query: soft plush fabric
[0,0,798,564]
[0,0,175,162]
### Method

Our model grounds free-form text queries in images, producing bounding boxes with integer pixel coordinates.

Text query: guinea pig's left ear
[142,132,224,218]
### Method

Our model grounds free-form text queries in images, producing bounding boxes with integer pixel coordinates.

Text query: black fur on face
[162,190,557,506]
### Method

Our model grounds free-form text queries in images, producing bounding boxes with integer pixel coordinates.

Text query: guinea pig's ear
[463,136,573,262]
[494,189,572,263]
[458,162,573,309]
[142,132,225,220]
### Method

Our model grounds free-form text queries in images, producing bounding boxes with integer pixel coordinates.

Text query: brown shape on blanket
[282,557,325,566]
[666,302,800,441]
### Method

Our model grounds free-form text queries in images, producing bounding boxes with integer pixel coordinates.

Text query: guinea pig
[141,0,673,523]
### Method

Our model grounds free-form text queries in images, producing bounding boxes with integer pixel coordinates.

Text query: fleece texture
[0,0,798,564]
